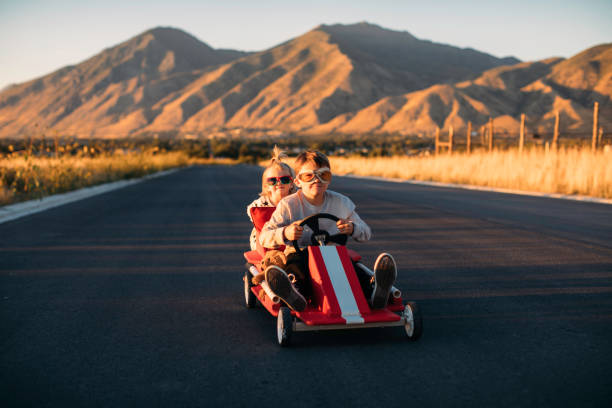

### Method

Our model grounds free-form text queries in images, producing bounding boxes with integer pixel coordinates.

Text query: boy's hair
[260,146,296,197]
[293,150,330,174]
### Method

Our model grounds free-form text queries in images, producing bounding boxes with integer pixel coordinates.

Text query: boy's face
[296,162,330,200]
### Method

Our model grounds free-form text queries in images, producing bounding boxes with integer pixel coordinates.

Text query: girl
[246,146,297,282]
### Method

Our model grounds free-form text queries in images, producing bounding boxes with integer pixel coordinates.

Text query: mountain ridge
[0,26,250,137]
[332,44,611,136]
[0,23,608,138]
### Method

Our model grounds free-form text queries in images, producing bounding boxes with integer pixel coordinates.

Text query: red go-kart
[243,210,423,346]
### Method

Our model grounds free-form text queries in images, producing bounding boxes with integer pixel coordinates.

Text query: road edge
[343,174,612,205]
[0,168,181,225]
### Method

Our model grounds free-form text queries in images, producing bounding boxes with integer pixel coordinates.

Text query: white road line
[319,246,364,324]
[0,168,180,225]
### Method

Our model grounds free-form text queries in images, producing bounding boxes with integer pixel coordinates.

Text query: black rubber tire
[404,301,423,341]
[244,270,257,309]
[277,307,293,346]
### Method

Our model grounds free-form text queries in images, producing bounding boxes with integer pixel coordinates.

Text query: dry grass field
[0,149,233,206]
[328,147,612,199]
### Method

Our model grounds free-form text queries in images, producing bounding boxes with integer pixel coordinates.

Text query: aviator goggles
[266,176,293,186]
[296,167,332,184]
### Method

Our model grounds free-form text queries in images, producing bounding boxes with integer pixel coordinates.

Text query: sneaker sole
[266,266,307,311]
[371,253,397,309]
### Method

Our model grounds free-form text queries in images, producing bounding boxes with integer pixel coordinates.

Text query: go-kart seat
[244,207,362,263]
[250,207,284,256]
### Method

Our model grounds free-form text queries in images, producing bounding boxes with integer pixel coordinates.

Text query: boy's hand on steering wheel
[284,222,304,241]
[336,219,354,235]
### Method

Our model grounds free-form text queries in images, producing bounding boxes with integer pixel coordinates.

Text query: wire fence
[434,102,610,154]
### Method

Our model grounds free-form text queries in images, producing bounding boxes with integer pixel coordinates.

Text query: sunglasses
[266,176,293,186]
[296,167,332,184]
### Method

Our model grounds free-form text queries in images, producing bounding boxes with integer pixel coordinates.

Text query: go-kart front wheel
[403,302,423,341]
[277,307,293,346]
[244,270,257,308]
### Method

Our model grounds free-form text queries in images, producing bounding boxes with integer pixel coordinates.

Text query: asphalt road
[1,165,611,407]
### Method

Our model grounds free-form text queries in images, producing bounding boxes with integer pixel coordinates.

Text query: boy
[259,150,397,312]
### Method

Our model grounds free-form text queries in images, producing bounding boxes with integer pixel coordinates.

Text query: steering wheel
[291,213,348,255]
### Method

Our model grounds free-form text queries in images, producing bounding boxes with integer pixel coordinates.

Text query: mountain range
[0,23,609,139]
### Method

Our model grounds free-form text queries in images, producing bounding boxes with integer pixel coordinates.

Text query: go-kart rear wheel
[277,307,293,346]
[403,302,423,341]
[244,270,257,308]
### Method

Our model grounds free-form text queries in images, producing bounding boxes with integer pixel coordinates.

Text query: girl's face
[263,166,293,206]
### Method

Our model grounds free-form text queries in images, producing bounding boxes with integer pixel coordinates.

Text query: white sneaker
[265,265,306,312]
[370,253,397,309]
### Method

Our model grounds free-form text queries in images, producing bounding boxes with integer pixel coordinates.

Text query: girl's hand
[336,219,354,235]
[284,222,304,241]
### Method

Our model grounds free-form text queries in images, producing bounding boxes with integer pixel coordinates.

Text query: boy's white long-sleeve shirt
[259,189,371,249]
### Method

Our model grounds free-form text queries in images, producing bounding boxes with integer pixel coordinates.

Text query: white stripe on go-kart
[318,246,365,324]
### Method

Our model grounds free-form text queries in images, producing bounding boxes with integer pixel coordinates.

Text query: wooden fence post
[552,110,559,149]
[435,127,440,155]
[519,113,525,153]
[466,121,472,154]
[480,125,485,147]
[488,117,494,151]
[54,135,59,158]
[449,126,454,154]
[592,102,599,150]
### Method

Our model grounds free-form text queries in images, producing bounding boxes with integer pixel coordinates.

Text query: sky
[1,0,611,89]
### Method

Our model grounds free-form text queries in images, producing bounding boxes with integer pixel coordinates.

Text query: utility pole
[592,102,599,150]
